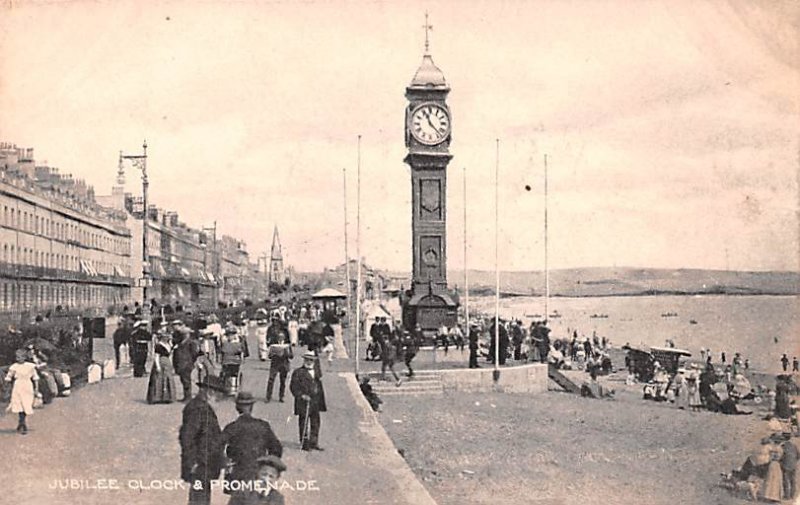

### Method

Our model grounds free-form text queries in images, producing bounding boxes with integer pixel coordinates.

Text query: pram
[366,339,383,361]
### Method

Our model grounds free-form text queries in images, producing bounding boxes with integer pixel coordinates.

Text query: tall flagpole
[343,168,352,352]
[494,139,500,377]
[463,166,469,335]
[544,154,549,321]
[355,136,363,376]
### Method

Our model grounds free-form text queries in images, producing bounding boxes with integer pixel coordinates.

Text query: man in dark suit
[468,324,481,368]
[265,334,293,403]
[130,320,151,377]
[173,327,200,401]
[179,374,226,505]
[222,392,283,497]
[289,352,327,451]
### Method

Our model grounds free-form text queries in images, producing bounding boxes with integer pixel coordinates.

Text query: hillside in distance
[444,268,800,297]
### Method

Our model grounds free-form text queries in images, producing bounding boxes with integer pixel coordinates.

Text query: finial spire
[422,11,433,54]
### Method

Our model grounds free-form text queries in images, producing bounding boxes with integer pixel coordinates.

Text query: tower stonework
[401,38,458,331]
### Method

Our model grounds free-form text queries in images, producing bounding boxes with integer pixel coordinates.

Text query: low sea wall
[439,362,548,394]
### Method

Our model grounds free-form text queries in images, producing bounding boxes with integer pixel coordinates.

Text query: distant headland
[444,267,800,298]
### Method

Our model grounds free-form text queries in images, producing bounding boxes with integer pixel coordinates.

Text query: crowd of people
[108,299,339,505]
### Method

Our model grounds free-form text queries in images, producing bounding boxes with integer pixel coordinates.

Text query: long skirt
[7,378,35,415]
[687,385,702,407]
[146,356,176,404]
[762,460,783,501]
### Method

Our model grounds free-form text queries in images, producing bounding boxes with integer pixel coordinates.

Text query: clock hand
[426,115,437,131]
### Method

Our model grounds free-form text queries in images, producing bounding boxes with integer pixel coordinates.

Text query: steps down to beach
[548,364,583,394]
[365,370,444,396]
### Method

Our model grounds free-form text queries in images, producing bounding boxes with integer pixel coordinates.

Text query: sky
[1,0,798,273]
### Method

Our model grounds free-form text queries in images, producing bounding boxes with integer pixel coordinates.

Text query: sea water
[470,294,799,373]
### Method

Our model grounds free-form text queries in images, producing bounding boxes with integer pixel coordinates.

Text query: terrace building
[0,143,132,315]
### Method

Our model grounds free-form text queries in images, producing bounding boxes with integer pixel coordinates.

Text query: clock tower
[401,15,459,330]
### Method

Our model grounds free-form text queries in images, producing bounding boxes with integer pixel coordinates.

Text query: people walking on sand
[222,392,282,499]
[180,374,225,505]
[793,356,799,372]
[4,349,40,435]
[781,433,799,500]
[672,368,687,409]
[720,351,726,364]
[147,332,177,404]
[686,364,702,412]
[290,352,327,451]
[744,358,750,371]
[762,438,784,502]
[781,353,789,372]
[775,376,792,419]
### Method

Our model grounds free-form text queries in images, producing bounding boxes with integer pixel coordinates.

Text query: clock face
[410,103,451,145]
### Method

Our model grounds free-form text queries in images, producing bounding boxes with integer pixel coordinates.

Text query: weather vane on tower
[422,11,433,54]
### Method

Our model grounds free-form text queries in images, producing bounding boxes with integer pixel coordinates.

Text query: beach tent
[361,301,394,336]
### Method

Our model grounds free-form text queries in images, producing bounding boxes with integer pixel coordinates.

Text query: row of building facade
[0,142,286,316]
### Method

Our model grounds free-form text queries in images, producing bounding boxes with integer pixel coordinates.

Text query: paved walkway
[0,324,435,505]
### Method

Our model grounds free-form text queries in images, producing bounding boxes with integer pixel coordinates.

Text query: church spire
[269,225,284,285]
[270,225,282,260]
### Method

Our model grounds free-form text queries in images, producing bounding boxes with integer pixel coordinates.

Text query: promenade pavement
[0,324,435,505]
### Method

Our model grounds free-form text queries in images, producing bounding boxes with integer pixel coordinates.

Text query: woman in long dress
[147,333,176,404]
[686,365,702,411]
[672,369,686,409]
[761,440,784,502]
[4,349,40,434]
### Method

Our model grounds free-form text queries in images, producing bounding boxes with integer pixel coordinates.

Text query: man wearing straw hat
[289,352,327,451]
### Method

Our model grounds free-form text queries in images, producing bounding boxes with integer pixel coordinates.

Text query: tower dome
[409,54,448,89]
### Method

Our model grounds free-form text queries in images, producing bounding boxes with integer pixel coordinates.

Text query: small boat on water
[549,311,562,319]
[689,319,698,325]
[525,313,543,319]
[661,312,678,318]
[590,314,609,319]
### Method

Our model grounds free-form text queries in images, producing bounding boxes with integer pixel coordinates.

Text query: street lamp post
[121,140,149,315]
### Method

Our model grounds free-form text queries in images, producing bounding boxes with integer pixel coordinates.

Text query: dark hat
[303,351,318,360]
[235,391,257,405]
[256,455,286,472]
[171,319,183,326]
[196,374,226,392]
